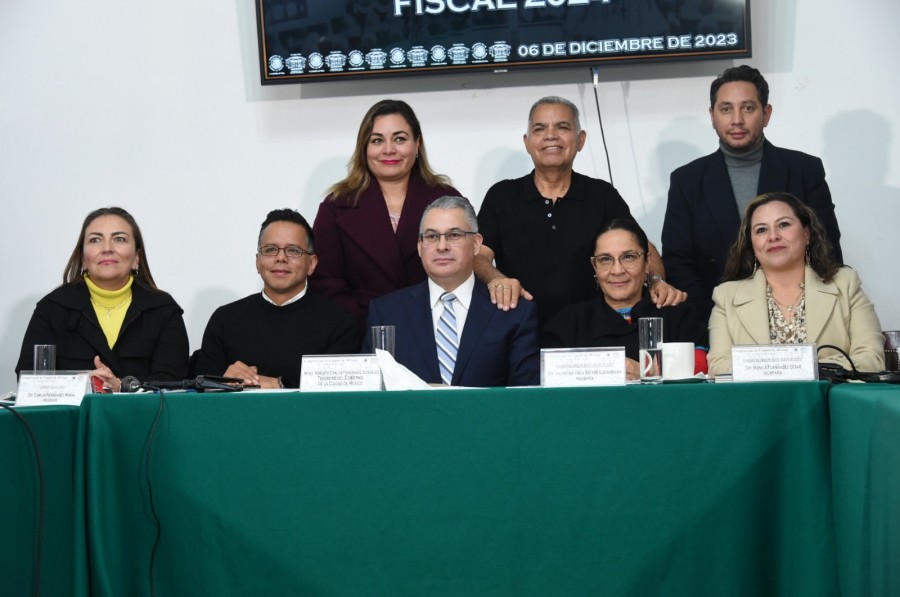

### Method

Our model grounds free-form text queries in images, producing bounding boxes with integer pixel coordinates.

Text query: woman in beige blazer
[708,192,884,375]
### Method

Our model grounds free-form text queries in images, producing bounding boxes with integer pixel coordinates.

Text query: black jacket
[541,290,709,361]
[662,139,843,313]
[16,281,189,381]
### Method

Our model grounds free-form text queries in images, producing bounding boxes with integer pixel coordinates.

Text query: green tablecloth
[1,405,80,597]
[830,384,900,597]
[75,383,839,596]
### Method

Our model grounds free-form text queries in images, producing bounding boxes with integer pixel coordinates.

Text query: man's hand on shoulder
[473,245,533,311]
[650,279,687,308]
[486,277,533,311]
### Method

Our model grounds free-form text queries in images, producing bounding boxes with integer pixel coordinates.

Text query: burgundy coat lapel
[334,184,408,288]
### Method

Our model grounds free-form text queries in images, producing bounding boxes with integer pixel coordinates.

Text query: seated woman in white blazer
[708,192,884,375]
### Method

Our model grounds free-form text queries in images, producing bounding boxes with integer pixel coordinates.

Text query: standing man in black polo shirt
[475,96,685,326]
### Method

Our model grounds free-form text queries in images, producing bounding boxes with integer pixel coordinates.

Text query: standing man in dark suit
[662,65,843,312]
[364,196,540,387]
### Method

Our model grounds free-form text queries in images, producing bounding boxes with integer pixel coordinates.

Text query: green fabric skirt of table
[1,405,80,597]
[830,383,900,597]
[75,382,838,597]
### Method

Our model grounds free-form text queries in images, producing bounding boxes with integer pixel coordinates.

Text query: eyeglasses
[590,252,647,270]
[418,230,476,247]
[258,245,314,259]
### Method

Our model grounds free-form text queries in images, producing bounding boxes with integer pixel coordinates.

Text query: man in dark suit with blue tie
[663,65,843,313]
[363,196,540,387]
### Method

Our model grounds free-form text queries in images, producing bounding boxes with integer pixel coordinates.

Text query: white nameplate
[300,354,382,392]
[731,344,818,382]
[16,371,93,406]
[540,347,627,387]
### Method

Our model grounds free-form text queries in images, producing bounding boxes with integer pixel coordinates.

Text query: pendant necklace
[92,298,130,319]
[769,282,805,312]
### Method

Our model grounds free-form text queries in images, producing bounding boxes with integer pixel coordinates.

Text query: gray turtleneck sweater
[720,138,765,216]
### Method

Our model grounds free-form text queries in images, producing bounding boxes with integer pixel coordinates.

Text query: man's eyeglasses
[258,245,314,259]
[418,230,476,247]
[590,252,646,270]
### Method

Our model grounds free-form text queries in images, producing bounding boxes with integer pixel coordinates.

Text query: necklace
[768,282,806,312]
[91,298,130,319]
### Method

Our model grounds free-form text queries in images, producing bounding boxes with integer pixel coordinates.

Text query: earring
[593,274,599,289]
[805,246,811,267]
[131,267,139,276]
[81,268,88,277]
[752,258,759,275]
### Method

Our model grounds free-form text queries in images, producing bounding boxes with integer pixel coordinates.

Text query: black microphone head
[120,376,142,393]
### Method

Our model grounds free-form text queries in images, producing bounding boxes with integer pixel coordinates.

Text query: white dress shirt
[427,274,475,338]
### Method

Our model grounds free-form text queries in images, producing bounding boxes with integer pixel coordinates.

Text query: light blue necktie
[436,292,459,385]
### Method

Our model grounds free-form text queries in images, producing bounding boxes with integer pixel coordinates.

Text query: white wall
[2,0,898,391]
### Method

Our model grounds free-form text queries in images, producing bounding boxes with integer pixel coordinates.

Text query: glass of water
[638,318,663,383]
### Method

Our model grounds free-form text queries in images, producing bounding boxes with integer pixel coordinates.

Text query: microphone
[120,376,189,392]
[120,376,143,393]
[119,375,245,393]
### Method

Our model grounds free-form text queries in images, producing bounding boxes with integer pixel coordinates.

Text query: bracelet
[277,377,284,389]
[647,274,665,287]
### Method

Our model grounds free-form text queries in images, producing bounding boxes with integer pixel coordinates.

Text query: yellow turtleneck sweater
[85,276,134,348]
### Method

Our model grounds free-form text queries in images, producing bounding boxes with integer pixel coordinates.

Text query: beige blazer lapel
[804,266,838,344]
[732,270,771,345]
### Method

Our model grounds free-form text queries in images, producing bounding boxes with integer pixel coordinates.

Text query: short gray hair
[419,196,479,233]
[527,96,581,133]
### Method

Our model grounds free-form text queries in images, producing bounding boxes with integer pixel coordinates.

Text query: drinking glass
[34,344,57,372]
[370,325,396,357]
[638,318,663,383]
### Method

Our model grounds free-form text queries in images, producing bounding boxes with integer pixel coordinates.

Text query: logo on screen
[448,45,470,64]
[408,47,428,67]
[285,55,306,73]
[366,50,387,68]
[307,53,324,70]
[430,45,447,64]
[489,43,512,61]
[325,53,347,71]
[389,48,406,65]
[268,55,285,72]
[471,43,488,61]
[348,51,365,68]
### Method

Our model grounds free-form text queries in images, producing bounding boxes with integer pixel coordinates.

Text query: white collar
[261,284,308,307]
[427,273,475,310]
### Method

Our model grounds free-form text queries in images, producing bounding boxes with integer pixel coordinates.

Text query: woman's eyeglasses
[590,252,646,270]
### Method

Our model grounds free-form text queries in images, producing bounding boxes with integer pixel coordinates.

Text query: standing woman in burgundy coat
[310,99,461,330]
